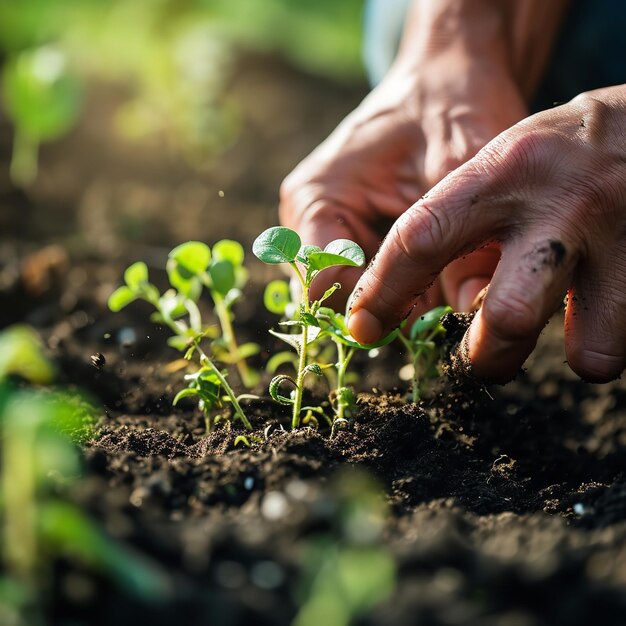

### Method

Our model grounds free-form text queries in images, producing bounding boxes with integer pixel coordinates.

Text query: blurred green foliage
[0,0,364,184]
[0,325,169,623]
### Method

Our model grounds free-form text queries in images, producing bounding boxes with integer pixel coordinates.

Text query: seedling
[253,227,366,429]
[397,306,452,403]
[315,307,398,428]
[0,325,168,614]
[1,46,81,186]
[108,241,255,432]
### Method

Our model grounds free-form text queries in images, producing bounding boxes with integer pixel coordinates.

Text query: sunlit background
[1,0,367,255]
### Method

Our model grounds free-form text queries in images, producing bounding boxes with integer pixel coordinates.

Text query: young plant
[108,241,255,432]
[0,325,168,613]
[397,305,452,403]
[1,46,81,186]
[253,226,366,429]
[316,308,398,426]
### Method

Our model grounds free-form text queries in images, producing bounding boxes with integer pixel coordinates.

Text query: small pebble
[261,491,289,521]
[244,476,255,491]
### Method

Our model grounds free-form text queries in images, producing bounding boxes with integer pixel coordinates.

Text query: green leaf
[296,244,322,264]
[167,336,191,352]
[107,286,137,312]
[269,374,297,405]
[213,239,244,267]
[269,326,321,352]
[304,363,323,377]
[124,261,149,289]
[266,351,299,374]
[2,47,81,142]
[209,259,236,295]
[264,280,291,315]
[38,501,169,600]
[301,312,320,327]
[0,325,55,384]
[166,259,203,300]
[168,241,211,278]
[307,239,365,272]
[409,306,453,340]
[319,282,341,304]
[317,307,398,349]
[234,435,251,448]
[172,387,199,404]
[253,227,301,264]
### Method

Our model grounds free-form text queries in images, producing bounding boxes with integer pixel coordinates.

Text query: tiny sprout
[398,305,452,404]
[108,242,256,433]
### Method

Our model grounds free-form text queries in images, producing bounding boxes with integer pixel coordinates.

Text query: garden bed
[3,53,626,626]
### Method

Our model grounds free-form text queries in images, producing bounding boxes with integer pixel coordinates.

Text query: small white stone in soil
[261,491,290,521]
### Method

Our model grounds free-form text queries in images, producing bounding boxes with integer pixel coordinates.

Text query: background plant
[108,240,256,432]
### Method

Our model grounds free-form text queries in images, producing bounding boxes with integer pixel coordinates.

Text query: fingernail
[348,308,383,344]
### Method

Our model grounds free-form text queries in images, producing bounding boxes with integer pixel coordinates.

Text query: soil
[3,52,626,626]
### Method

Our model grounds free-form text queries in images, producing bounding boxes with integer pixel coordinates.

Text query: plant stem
[292,323,308,429]
[197,346,252,430]
[214,295,255,388]
[290,262,309,429]
[10,129,38,187]
[334,341,355,421]
[411,349,422,404]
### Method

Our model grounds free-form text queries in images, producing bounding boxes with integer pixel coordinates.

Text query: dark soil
[3,52,626,626]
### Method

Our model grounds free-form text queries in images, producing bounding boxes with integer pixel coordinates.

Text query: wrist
[394,0,512,76]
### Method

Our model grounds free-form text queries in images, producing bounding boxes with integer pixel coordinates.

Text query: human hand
[348,86,626,383]
[279,52,527,308]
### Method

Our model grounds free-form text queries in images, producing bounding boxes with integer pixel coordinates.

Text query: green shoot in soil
[398,306,452,403]
[108,242,254,432]
[253,226,366,429]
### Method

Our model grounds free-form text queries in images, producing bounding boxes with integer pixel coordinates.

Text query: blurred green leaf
[107,286,137,312]
[264,279,291,315]
[168,241,211,278]
[1,46,81,141]
[0,325,55,384]
[123,261,149,289]
[212,239,244,268]
[209,259,236,295]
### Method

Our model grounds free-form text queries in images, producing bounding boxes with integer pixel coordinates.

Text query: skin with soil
[3,54,626,625]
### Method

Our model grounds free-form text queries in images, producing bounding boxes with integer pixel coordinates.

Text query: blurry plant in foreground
[294,469,395,626]
[0,325,169,624]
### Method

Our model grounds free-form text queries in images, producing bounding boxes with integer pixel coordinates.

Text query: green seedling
[0,325,169,619]
[108,241,255,432]
[397,305,452,403]
[1,46,81,186]
[253,226,366,429]
[315,307,398,432]
[264,277,398,434]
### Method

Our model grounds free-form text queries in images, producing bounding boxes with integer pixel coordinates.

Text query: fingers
[440,244,500,311]
[347,164,505,344]
[465,236,577,382]
[565,250,626,382]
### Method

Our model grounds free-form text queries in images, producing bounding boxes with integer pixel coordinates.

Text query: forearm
[393,0,570,100]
